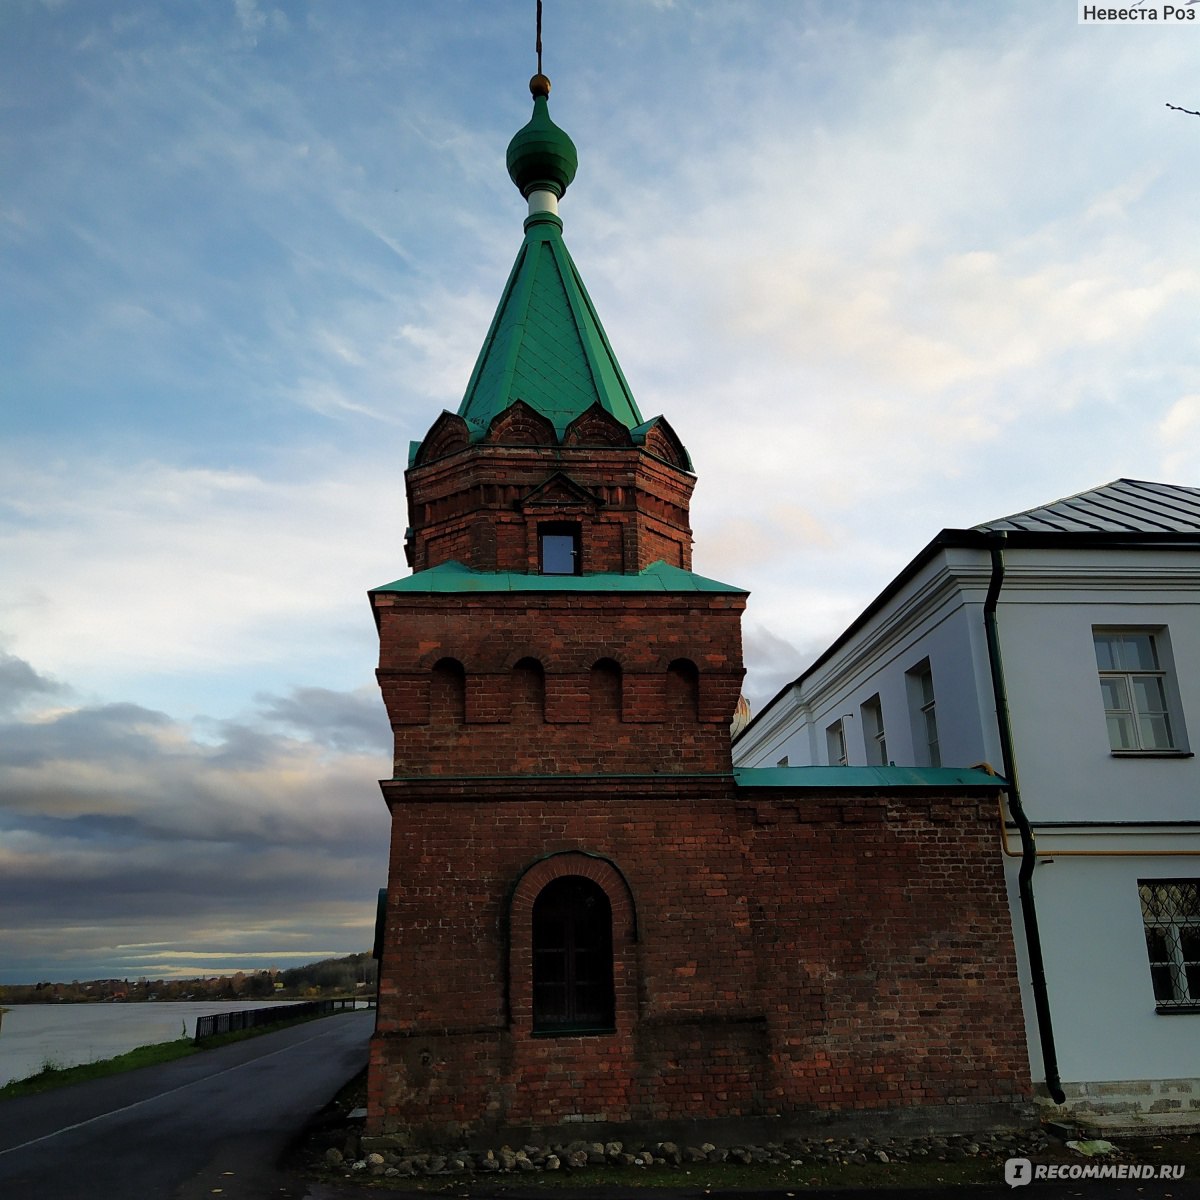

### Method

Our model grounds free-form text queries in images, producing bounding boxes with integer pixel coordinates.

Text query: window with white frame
[1139,879,1200,1012]
[1093,629,1179,753]
[826,719,847,766]
[861,694,887,766]
[906,660,940,768]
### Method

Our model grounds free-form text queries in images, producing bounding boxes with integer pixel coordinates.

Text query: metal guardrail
[193,997,357,1042]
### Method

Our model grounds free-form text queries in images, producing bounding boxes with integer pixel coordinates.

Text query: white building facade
[734,479,1200,1130]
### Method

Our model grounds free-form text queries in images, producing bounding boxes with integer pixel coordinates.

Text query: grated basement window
[1139,879,1200,1013]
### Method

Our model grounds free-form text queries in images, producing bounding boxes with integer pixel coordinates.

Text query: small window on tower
[540,522,581,575]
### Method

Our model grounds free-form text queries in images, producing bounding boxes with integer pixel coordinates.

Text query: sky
[2,1,1198,985]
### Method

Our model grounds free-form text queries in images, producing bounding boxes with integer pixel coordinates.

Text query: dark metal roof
[975,478,1200,535]
[735,477,1200,747]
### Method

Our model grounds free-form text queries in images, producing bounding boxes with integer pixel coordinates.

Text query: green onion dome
[505,74,578,200]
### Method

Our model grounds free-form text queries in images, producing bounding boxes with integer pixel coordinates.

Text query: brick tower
[367,74,751,1140]
[367,72,1031,1146]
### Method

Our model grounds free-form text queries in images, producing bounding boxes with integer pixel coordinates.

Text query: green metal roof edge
[371,559,745,596]
[630,415,695,473]
[385,771,732,783]
[380,765,1000,790]
[550,232,643,432]
[733,766,1006,790]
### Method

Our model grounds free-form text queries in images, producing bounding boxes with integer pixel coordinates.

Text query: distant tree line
[279,952,377,996]
[0,952,377,1004]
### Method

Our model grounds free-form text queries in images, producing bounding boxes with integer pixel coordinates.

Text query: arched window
[429,657,465,726]
[511,657,545,723]
[666,658,699,718]
[532,876,614,1034]
[589,658,622,724]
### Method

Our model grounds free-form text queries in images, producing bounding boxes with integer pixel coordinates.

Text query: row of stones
[328,1128,1058,1178]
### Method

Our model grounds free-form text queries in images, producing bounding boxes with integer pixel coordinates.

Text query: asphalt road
[5,1011,1200,1200]
[0,1008,373,1200]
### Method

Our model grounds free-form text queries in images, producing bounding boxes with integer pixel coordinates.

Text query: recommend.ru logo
[1005,1157,1186,1186]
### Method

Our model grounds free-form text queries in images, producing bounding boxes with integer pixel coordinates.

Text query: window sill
[1155,1004,1200,1015]
[1110,750,1194,759]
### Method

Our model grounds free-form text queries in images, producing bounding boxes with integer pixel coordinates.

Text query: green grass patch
[0,1010,330,1099]
[0,1038,202,1098]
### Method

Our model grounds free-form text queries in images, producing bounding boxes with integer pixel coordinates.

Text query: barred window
[1139,879,1200,1012]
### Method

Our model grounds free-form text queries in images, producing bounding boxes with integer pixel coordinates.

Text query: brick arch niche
[507,851,638,1039]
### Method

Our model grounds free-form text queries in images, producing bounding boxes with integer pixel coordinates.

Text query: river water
[0,1000,307,1086]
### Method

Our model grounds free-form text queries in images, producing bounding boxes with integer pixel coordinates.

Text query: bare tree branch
[1166,102,1200,117]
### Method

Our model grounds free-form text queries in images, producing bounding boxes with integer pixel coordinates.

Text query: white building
[733,479,1200,1130]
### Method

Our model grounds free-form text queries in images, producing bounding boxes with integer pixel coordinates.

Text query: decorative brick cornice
[380,773,739,808]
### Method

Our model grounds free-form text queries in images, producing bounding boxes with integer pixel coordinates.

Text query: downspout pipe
[984,531,1066,1106]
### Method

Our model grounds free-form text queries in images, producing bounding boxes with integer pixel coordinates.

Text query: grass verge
[0,1010,329,1099]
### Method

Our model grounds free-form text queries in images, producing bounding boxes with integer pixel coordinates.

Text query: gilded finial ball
[506,75,577,199]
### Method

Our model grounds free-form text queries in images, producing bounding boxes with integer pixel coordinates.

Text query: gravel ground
[290,1074,1200,1192]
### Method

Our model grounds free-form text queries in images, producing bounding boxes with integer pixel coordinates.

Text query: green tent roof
[457,211,643,441]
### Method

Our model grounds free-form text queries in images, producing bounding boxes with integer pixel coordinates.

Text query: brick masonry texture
[368,414,1030,1143]
[404,412,696,575]
[374,591,745,777]
[368,785,1029,1142]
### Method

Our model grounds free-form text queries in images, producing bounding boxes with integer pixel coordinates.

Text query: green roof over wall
[457,211,643,441]
[734,766,1006,790]
[371,559,744,596]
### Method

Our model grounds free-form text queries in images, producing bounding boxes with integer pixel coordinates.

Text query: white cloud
[0,658,389,982]
[0,453,397,701]
[1158,394,1200,481]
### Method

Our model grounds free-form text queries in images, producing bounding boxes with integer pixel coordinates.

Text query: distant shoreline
[0,995,329,1005]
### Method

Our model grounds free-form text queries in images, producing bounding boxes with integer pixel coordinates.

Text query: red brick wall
[404,441,696,574]
[736,791,1029,1114]
[373,591,746,777]
[368,783,1029,1141]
